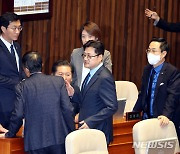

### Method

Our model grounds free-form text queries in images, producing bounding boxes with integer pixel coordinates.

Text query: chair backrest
[65,129,108,154]
[115,81,138,113]
[133,118,180,154]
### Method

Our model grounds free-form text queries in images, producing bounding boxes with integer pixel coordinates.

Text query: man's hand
[0,124,8,133]
[145,9,160,21]
[65,80,75,97]
[158,115,169,127]
[74,113,79,123]
[78,121,89,129]
[0,133,6,138]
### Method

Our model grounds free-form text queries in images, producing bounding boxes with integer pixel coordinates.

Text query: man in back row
[133,37,180,142]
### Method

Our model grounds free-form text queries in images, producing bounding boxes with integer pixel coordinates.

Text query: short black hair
[149,37,169,53]
[83,40,105,55]
[22,51,42,73]
[51,60,73,74]
[0,12,21,33]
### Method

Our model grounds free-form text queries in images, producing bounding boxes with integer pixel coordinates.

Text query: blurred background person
[71,21,112,88]
[145,8,180,32]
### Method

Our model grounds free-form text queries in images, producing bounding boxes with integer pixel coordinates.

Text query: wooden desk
[0,137,24,154]
[0,127,25,154]
[108,118,139,154]
[0,119,139,154]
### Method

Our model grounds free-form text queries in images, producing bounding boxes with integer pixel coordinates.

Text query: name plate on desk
[126,112,141,121]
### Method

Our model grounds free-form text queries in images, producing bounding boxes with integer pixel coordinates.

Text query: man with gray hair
[0,51,74,154]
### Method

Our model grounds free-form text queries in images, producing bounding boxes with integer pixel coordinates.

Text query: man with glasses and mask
[133,37,180,143]
[77,40,118,145]
[0,12,24,130]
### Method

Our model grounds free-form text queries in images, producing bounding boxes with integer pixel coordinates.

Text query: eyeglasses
[7,26,23,32]
[146,48,159,54]
[82,54,100,59]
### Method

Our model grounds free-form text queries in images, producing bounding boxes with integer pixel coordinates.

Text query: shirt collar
[89,62,103,77]
[154,62,164,73]
[0,35,13,52]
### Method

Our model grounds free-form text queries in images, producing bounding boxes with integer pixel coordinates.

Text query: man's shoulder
[45,74,64,82]
[0,39,6,50]
[98,66,113,79]
[22,74,65,88]
[164,62,178,71]
[162,63,179,77]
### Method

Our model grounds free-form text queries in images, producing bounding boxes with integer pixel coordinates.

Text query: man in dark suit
[145,9,180,32]
[133,38,180,142]
[77,40,118,144]
[0,52,75,154]
[0,12,24,129]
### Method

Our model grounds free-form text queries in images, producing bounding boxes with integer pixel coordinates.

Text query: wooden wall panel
[0,0,2,14]
[86,0,180,88]
[48,0,87,72]
[0,0,179,89]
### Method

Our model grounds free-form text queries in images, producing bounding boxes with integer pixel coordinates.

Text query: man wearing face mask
[133,37,180,142]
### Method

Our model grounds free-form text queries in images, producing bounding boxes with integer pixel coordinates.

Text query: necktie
[147,69,156,117]
[81,73,90,92]
[10,45,16,61]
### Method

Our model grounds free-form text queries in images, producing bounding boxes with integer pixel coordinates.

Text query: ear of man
[23,67,30,77]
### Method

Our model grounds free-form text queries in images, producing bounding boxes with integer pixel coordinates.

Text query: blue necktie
[81,73,90,92]
[147,69,156,117]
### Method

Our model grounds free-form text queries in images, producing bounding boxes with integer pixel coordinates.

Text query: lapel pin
[160,83,164,86]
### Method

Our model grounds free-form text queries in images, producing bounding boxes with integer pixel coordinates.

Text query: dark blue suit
[78,66,118,144]
[133,62,180,142]
[156,19,180,32]
[5,73,75,152]
[0,39,23,128]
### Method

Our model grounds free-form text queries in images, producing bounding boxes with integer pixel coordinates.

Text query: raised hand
[145,9,160,21]
[65,80,75,97]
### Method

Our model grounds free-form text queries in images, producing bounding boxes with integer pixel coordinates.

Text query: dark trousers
[27,144,65,154]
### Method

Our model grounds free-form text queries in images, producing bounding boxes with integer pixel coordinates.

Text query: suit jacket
[156,19,180,32]
[0,39,23,128]
[133,62,180,139]
[71,47,112,87]
[5,73,75,151]
[70,84,81,115]
[78,66,118,144]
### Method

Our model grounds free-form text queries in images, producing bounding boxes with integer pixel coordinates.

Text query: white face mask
[147,52,161,65]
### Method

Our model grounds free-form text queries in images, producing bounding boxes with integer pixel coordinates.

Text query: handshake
[0,124,8,138]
